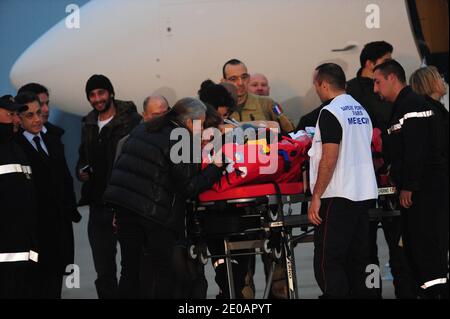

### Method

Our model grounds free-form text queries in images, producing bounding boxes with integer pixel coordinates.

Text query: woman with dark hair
[198,79,236,119]
[104,97,224,298]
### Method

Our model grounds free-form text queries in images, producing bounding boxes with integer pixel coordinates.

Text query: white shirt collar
[22,130,49,155]
[23,130,43,144]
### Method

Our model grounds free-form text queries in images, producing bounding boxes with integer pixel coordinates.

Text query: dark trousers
[314,197,375,298]
[243,253,288,299]
[401,176,449,298]
[29,266,63,299]
[369,218,416,298]
[0,263,33,299]
[208,238,249,299]
[116,208,177,299]
[172,245,208,299]
[88,204,118,299]
[116,209,144,299]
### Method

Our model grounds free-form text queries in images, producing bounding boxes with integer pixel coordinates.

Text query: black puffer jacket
[104,121,223,233]
[76,100,141,205]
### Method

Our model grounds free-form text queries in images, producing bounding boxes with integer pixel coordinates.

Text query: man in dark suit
[14,92,80,298]
[17,83,65,139]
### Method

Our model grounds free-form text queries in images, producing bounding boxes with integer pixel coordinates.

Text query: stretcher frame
[187,184,399,299]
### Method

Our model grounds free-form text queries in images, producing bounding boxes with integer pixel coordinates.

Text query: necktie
[33,135,49,159]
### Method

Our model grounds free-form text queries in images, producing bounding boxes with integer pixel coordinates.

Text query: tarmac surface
[62,206,396,299]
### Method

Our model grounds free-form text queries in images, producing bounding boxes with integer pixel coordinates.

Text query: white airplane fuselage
[10,0,422,121]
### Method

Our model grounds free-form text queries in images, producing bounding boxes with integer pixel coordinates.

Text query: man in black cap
[76,74,141,299]
[17,83,65,139]
[0,96,39,298]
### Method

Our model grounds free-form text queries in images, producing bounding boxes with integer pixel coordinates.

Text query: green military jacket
[229,93,294,133]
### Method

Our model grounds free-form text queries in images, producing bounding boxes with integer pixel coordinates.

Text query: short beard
[96,96,113,114]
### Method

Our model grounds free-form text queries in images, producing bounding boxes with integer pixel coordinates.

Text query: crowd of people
[0,41,448,299]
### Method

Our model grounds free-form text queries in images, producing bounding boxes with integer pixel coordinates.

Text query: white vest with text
[308,94,378,201]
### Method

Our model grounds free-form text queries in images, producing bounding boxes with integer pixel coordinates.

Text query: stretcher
[187,182,399,299]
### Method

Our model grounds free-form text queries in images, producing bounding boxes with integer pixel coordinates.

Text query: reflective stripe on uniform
[0,250,39,263]
[387,110,434,134]
[213,258,238,269]
[421,278,447,289]
[0,164,32,176]
[29,251,38,262]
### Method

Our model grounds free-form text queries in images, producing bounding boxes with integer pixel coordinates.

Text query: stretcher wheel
[263,239,272,254]
[199,251,208,265]
[268,208,279,222]
[189,245,197,260]
[272,246,282,260]
[189,244,208,264]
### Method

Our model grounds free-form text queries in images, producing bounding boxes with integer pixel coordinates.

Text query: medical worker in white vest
[307,63,378,299]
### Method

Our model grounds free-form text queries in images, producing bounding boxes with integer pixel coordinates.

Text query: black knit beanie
[85,74,115,100]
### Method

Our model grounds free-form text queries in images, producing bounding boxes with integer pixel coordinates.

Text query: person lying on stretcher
[201,107,311,193]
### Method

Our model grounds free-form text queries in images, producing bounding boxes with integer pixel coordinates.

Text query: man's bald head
[142,95,169,121]
[248,73,270,96]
